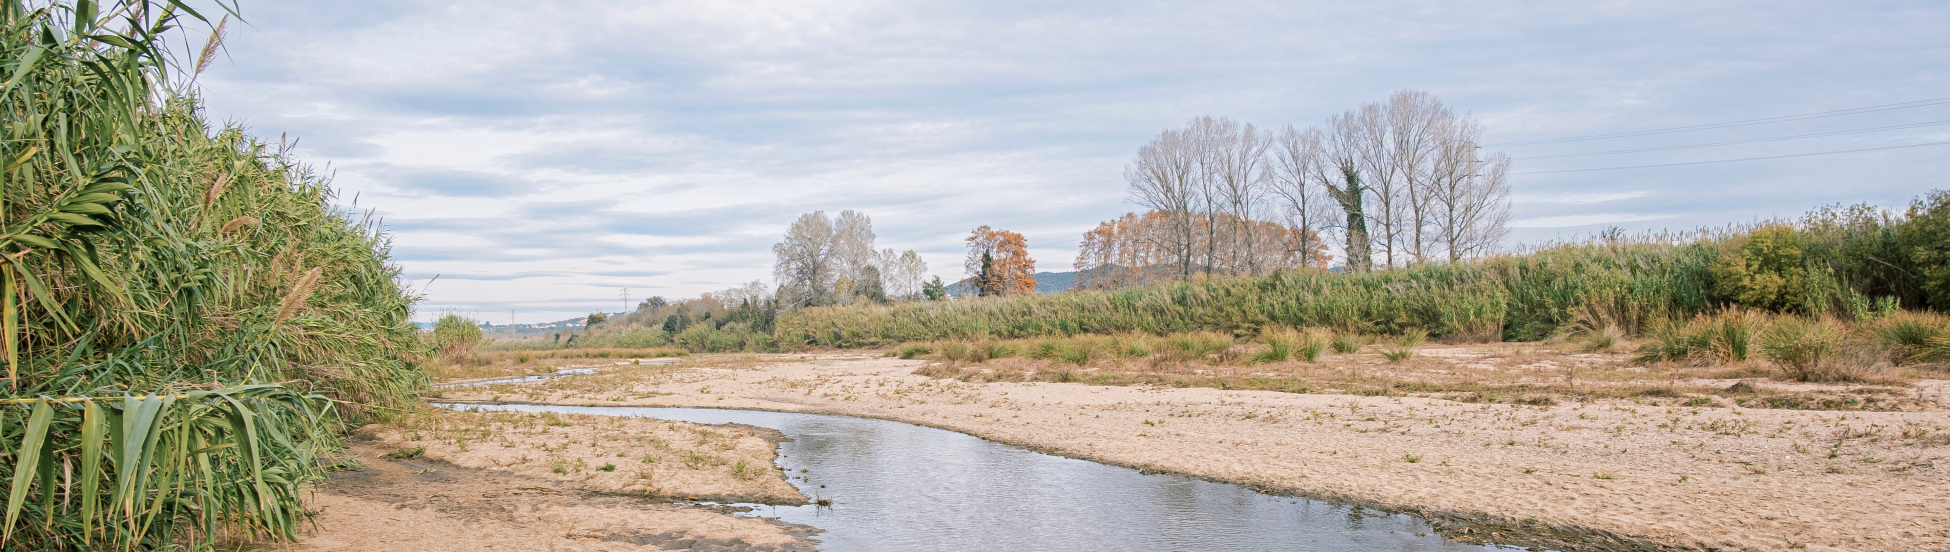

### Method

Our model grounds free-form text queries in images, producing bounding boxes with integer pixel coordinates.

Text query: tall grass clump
[1577,325,1627,353]
[1759,317,1846,381]
[1381,330,1427,363]
[1252,327,1301,364]
[1164,332,1233,363]
[1868,311,1950,364]
[1297,329,1331,362]
[1634,311,1764,365]
[0,2,426,549]
[1331,333,1367,354]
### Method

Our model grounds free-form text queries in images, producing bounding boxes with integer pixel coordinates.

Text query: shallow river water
[451,403,1527,552]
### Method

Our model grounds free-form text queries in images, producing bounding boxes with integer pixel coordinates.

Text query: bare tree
[1387,91,1447,266]
[1210,119,1272,275]
[1269,125,1337,269]
[1430,146,1512,261]
[1117,91,1508,276]
[772,212,838,307]
[1126,128,1199,278]
[873,247,929,301]
[831,210,877,285]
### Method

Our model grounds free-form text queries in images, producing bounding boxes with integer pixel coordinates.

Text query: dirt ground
[433,348,1950,552]
[250,411,817,552]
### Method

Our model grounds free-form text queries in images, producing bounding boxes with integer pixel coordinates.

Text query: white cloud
[194,0,1950,321]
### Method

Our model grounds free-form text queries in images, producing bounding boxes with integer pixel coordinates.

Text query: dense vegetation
[776,195,1949,348]
[0,2,424,549]
[528,192,1950,359]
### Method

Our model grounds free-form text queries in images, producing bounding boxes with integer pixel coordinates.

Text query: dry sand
[252,410,816,552]
[436,353,1950,552]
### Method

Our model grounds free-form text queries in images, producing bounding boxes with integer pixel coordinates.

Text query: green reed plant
[0,2,428,548]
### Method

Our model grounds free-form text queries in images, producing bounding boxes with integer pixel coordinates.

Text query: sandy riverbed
[249,410,817,552]
[436,354,1950,552]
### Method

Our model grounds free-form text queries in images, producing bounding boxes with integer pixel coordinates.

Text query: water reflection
[452,404,1528,552]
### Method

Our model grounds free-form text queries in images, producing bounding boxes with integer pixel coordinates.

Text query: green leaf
[9,234,59,249]
[58,202,111,215]
[3,147,38,173]
[68,193,121,204]
[0,47,45,95]
[3,399,53,544]
[44,212,97,227]
[80,400,104,541]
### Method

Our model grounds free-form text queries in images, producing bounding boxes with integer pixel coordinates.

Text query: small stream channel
[447,403,1530,552]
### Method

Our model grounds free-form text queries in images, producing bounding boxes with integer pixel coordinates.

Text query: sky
[193,0,1950,324]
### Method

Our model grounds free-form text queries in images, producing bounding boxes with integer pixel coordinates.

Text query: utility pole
[620,288,631,314]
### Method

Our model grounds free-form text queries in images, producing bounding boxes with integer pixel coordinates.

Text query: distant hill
[414,314,605,333]
[1033,271,1076,294]
[947,271,1079,296]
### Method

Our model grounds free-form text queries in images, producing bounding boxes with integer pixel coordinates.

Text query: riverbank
[250,410,817,552]
[434,353,1950,552]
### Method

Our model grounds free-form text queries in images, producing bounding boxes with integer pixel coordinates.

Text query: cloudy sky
[195,0,1950,323]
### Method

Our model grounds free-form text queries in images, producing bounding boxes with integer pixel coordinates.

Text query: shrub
[1709,225,1807,311]
[1901,189,1950,309]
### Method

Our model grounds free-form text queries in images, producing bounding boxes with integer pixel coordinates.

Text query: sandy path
[439,356,1950,552]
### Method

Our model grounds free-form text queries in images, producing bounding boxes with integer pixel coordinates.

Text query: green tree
[1710,225,1807,311]
[1900,189,1950,309]
[586,312,609,327]
[923,276,948,301]
[976,251,1000,296]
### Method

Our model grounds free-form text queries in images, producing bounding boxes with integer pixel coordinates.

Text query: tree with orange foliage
[1075,210,1328,290]
[965,226,1037,296]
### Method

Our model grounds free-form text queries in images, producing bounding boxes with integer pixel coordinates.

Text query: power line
[1511,119,1950,160]
[1488,97,1950,147]
[1515,141,1950,175]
